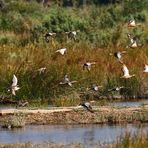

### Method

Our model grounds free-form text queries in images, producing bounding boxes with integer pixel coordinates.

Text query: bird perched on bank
[44,32,56,43]
[110,51,126,64]
[8,75,20,96]
[120,64,135,79]
[83,62,96,71]
[65,30,79,41]
[37,67,46,74]
[59,75,77,87]
[56,48,67,55]
[143,64,148,73]
[108,86,125,92]
[79,102,94,113]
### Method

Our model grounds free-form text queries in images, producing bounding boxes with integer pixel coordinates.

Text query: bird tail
[87,108,94,113]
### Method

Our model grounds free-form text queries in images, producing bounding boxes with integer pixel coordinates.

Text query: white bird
[44,32,56,43]
[8,75,20,96]
[120,64,135,79]
[127,34,142,48]
[128,19,141,27]
[59,75,77,87]
[83,62,96,71]
[56,48,66,55]
[79,102,94,113]
[65,30,79,40]
[37,67,46,74]
[143,64,148,73]
[108,86,124,92]
[110,51,126,63]
[92,84,102,91]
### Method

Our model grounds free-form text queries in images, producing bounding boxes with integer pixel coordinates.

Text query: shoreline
[0,106,148,125]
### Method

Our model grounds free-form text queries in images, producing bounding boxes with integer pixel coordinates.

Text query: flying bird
[143,64,148,73]
[79,102,94,113]
[110,51,126,63]
[83,62,96,71]
[56,48,67,55]
[65,30,79,41]
[59,75,77,87]
[120,64,135,79]
[127,34,142,48]
[108,86,124,92]
[128,19,141,27]
[37,67,46,74]
[8,75,20,96]
[44,32,56,43]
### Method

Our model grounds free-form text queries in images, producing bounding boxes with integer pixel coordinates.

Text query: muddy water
[0,124,147,147]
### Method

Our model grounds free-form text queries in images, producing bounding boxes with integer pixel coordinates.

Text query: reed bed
[0,0,147,103]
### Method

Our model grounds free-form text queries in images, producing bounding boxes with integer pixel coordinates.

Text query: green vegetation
[0,0,148,103]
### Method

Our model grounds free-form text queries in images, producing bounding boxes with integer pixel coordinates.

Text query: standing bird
[56,48,67,55]
[44,32,56,43]
[59,75,77,87]
[110,51,126,63]
[108,86,124,92]
[120,64,135,79]
[79,102,94,113]
[143,64,148,73]
[37,67,46,74]
[8,75,20,96]
[83,62,96,71]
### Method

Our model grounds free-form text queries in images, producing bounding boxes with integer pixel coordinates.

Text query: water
[0,99,147,110]
[0,124,147,147]
[111,99,148,107]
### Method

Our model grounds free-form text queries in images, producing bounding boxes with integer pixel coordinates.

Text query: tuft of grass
[2,112,25,128]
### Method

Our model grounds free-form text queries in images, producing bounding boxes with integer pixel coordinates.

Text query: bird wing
[12,75,18,87]
[144,65,148,71]
[87,65,91,71]
[122,65,129,76]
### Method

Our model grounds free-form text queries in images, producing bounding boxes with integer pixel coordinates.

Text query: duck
[120,64,135,79]
[56,48,67,55]
[59,75,77,87]
[83,62,96,71]
[79,102,94,113]
[8,75,20,96]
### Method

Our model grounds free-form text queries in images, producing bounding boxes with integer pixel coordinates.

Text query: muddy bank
[0,106,148,125]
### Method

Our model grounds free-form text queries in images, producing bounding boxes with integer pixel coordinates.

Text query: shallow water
[111,99,148,107]
[0,123,147,147]
[0,99,147,110]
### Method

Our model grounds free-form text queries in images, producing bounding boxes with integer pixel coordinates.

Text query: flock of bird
[8,19,147,111]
